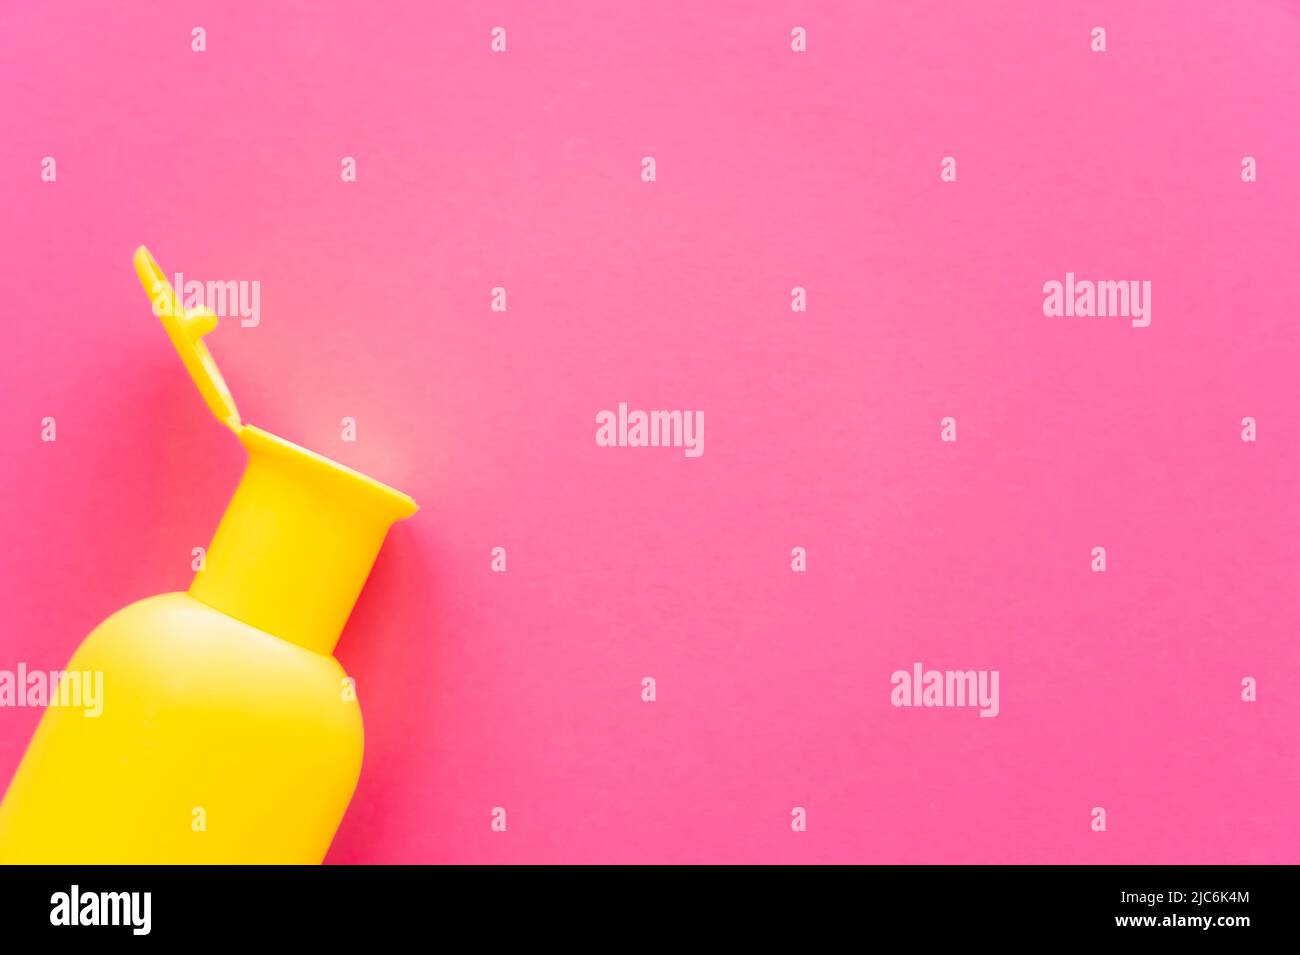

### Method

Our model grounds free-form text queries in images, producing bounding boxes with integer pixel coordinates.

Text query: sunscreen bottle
[0,247,417,863]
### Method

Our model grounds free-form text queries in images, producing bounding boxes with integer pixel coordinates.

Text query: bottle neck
[189,425,418,655]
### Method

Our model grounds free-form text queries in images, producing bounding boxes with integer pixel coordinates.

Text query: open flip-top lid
[133,245,241,433]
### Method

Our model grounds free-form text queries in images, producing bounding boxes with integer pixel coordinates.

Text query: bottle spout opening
[190,424,417,654]
[236,425,419,523]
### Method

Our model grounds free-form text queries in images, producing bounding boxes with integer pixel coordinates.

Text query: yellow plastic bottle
[0,247,417,863]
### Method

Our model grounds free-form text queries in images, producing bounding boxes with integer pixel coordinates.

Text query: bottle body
[0,592,363,863]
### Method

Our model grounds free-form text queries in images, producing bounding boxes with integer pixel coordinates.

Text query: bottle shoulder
[73,592,362,732]
[96,592,342,663]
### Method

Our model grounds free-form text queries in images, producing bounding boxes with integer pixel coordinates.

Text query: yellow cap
[133,245,241,432]
[132,245,418,654]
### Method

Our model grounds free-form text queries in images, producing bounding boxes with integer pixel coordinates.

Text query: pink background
[2,1,1298,863]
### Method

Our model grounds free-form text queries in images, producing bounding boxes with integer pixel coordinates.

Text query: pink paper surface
[1,1,1297,863]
